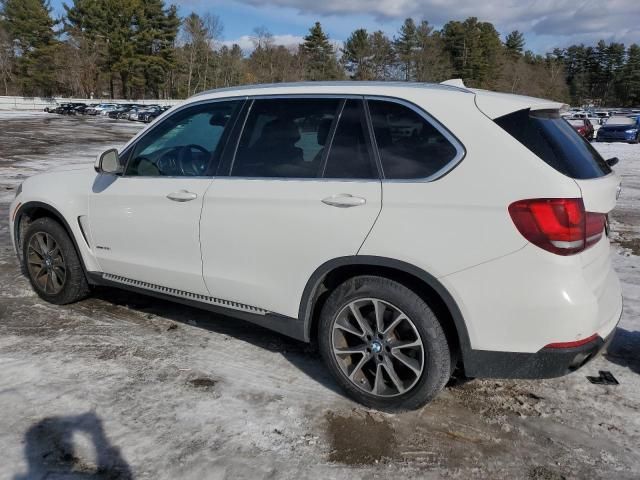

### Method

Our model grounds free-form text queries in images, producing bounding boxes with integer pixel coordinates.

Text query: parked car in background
[596,115,640,143]
[567,118,595,140]
[126,106,150,121]
[587,116,603,136]
[594,111,610,120]
[570,112,589,119]
[139,105,171,123]
[108,105,135,119]
[10,82,622,410]
[53,103,85,115]
[99,105,119,116]
[80,104,97,115]
[73,104,90,115]
[87,103,118,116]
[50,103,69,114]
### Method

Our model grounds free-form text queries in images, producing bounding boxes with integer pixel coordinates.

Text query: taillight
[585,211,606,248]
[508,198,605,255]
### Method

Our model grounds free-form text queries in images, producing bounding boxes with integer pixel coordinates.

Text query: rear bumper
[464,313,620,379]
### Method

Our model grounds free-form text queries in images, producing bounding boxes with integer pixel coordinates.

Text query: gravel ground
[0,112,638,480]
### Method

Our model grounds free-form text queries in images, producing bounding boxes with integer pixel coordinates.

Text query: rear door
[200,96,382,317]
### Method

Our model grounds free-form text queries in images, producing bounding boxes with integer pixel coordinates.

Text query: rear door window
[231,98,340,178]
[495,109,611,179]
[367,99,461,179]
[323,99,378,179]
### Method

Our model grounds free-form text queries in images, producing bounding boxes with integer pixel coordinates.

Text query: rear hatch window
[495,109,611,179]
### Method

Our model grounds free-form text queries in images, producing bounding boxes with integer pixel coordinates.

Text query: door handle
[321,194,366,208]
[167,190,198,202]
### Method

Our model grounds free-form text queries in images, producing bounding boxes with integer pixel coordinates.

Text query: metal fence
[0,96,182,110]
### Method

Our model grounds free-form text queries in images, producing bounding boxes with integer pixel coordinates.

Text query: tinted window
[368,100,459,179]
[126,101,240,177]
[232,98,340,178]
[495,109,611,179]
[323,99,377,179]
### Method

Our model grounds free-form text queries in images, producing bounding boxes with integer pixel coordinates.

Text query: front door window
[126,100,241,177]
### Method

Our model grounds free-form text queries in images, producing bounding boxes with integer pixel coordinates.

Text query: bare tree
[201,13,223,91]
[0,25,15,95]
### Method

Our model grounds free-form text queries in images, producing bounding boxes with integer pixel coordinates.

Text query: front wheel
[22,217,90,305]
[318,276,451,411]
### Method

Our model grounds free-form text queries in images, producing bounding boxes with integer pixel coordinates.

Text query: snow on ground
[0,113,638,479]
[0,110,50,120]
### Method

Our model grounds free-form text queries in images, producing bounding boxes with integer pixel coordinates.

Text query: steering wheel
[156,149,181,175]
[178,144,210,176]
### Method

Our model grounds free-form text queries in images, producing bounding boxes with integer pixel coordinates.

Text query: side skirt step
[87,272,306,341]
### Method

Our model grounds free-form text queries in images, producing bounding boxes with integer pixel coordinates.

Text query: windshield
[495,109,611,180]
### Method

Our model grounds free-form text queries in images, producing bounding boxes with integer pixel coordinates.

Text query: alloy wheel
[27,232,66,295]
[331,298,425,397]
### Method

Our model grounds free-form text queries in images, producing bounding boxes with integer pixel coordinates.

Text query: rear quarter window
[495,109,611,180]
[367,99,461,180]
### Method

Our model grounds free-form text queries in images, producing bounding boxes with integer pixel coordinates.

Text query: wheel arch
[299,256,472,366]
[14,201,90,279]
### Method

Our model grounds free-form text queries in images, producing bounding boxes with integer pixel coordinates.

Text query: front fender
[11,168,100,274]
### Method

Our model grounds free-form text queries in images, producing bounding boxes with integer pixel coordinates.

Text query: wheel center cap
[371,341,382,354]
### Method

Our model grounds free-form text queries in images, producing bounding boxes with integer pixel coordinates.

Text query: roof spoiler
[440,79,467,88]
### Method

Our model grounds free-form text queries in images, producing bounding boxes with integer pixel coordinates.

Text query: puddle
[325,411,396,465]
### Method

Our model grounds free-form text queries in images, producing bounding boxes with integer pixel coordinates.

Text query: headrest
[262,118,301,144]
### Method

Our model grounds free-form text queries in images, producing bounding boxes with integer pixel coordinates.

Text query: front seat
[252,118,304,176]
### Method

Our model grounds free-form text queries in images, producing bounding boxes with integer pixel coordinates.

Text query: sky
[49,0,640,54]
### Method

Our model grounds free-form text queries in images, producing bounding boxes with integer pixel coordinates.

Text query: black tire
[318,275,451,411]
[22,217,90,305]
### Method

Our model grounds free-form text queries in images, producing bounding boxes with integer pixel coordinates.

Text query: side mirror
[606,157,619,167]
[95,148,122,174]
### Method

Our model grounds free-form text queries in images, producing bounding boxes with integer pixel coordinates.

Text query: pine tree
[394,18,418,80]
[342,28,372,80]
[64,0,138,98]
[369,30,395,80]
[300,22,341,80]
[414,21,451,82]
[441,17,503,88]
[1,0,58,95]
[504,30,525,58]
[621,44,640,106]
[132,0,179,98]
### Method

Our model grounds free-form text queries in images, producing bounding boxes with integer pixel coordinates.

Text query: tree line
[0,0,639,107]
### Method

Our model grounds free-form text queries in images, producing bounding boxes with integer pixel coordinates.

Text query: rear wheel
[318,276,451,411]
[22,217,90,305]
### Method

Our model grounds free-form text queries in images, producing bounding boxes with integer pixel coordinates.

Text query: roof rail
[191,80,473,98]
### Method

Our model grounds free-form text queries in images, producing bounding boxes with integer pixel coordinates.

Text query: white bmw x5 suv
[10,81,622,410]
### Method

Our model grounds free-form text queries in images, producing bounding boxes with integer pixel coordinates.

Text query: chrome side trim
[101,273,268,315]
